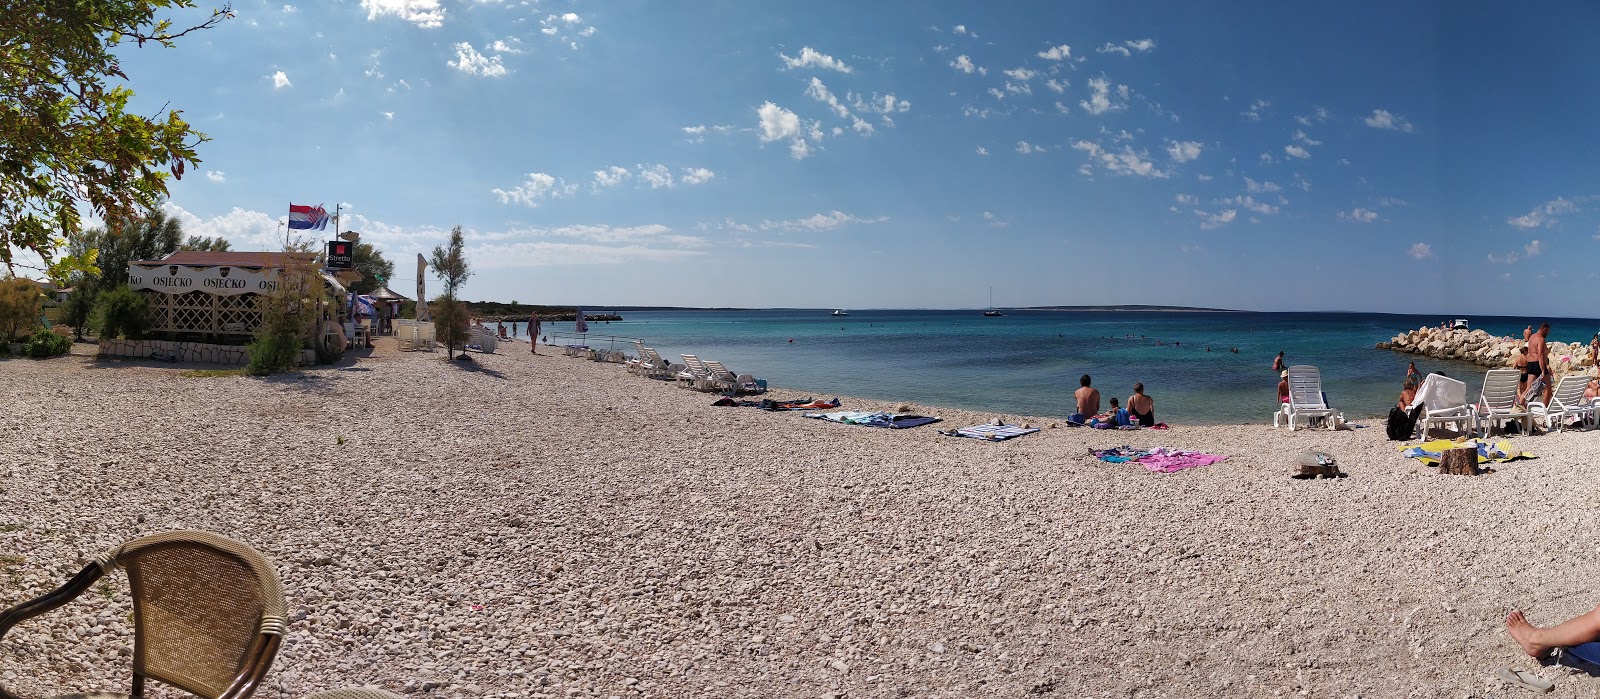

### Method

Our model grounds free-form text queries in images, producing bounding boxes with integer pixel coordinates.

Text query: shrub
[246,332,301,376]
[25,329,71,358]
[92,286,149,339]
[0,278,44,341]
[61,286,97,341]
[246,249,324,375]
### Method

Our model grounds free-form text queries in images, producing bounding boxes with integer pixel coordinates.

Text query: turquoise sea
[499,311,1600,425]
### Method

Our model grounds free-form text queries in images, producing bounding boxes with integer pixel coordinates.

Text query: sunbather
[1507,607,1600,658]
[1127,383,1156,427]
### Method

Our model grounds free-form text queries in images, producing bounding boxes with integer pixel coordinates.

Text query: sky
[26,0,1600,313]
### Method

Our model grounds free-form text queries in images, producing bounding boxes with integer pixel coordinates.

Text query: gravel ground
[2,341,1599,698]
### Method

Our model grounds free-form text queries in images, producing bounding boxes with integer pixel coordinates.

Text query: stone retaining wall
[1377,326,1594,383]
[98,338,316,367]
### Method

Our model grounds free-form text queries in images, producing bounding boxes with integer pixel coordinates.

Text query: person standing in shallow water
[1273,351,1286,375]
[529,313,542,355]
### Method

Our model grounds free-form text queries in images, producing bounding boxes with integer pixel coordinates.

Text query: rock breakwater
[1377,326,1594,381]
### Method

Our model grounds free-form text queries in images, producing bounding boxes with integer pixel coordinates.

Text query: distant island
[1020,304,1251,312]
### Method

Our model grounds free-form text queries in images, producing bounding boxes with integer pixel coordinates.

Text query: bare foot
[1507,610,1549,658]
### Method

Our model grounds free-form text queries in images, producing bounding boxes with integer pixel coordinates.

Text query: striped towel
[940,423,1041,441]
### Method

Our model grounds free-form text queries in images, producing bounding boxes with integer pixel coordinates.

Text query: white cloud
[804,77,851,119]
[1175,193,1197,205]
[1378,196,1407,207]
[579,26,597,38]
[950,54,980,74]
[1244,177,1281,193]
[1363,109,1414,132]
[683,125,707,135]
[1004,81,1032,96]
[1338,207,1379,223]
[1045,78,1067,94]
[1166,140,1202,163]
[1071,141,1168,178]
[1080,77,1127,115]
[1507,197,1580,229]
[491,172,577,207]
[205,171,226,183]
[635,163,674,189]
[1292,130,1322,146]
[1016,140,1044,154]
[779,47,853,73]
[271,70,291,89]
[448,42,507,77]
[1037,44,1072,60]
[1283,144,1310,159]
[592,166,630,188]
[489,39,523,54]
[1291,173,1311,192]
[1488,251,1519,265]
[1003,67,1037,81]
[952,25,968,35]
[988,87,1006,101]
[789,139,811,160]
[1221,195,1278,215]
[160,202,289,250]
[381,111,394,121]
[361,0,444,28]
[682,168,715,185]
[1195,209,1237,230]
[1196,174,1214,181]
[976,146,989,156]
[1098,38,1155,56]
[1525,239,1544,257]
[756,102,802,142]
[851,117,874,135]
[1407,243,1433,260]
[1241,99,1269,121]
[758,211,889,232]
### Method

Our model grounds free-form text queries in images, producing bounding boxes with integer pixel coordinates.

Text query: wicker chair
[0,531,287,699]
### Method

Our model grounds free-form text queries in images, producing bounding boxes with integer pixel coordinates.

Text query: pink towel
[1136,448,1228,473]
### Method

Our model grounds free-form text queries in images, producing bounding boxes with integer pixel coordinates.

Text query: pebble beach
[3,343,1600,697]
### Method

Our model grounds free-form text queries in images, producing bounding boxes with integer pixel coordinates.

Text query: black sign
[326,241,354,269]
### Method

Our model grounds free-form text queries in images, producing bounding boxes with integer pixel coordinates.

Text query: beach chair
[677,354,712,388]
[1534,374,1593,432]
[1273,365,1337,430]
[736,373,767,395]
[0,530,287,699]
[1475,368,1532,436]
[636,348,672,379]
[625,341,648,374]
[700,360,739,393]
[1406,373,1474,440]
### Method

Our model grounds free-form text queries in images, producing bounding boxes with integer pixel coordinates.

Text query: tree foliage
[1,1,231,282]
[61,285,97,341]
[429,226,473,358]
[348,242,394,295]
[69,209,184,289]
[247,246,324,375]
[0,278,45,341]
[91,285,149,340]
[181,235,230,251]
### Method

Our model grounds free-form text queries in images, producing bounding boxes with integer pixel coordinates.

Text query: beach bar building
[128,251,359,337]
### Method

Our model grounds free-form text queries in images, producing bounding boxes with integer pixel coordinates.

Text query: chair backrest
[1286,365,1326,410]
[704,360,735,379]
[681,355,709,376]
[113,531,286,699]
[1551,375,1588,410]
[1414,373,1468,412]
[1479,369,1521,411]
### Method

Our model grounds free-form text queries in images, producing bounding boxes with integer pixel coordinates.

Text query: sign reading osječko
[128,264,310,296]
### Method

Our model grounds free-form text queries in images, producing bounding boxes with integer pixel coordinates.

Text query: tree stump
[1439,447,1480,475]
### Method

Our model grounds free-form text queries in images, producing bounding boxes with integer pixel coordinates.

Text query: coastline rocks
[1379,326,1594,382]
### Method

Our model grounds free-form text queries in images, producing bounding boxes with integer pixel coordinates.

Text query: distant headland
[1019,304,1251,313]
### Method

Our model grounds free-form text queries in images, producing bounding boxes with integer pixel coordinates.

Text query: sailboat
[831,309,849,316]
[983,286,1004,317]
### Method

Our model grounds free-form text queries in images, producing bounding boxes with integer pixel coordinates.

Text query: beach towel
[803,411,942,429]
[1398,438,1535,465]
[1090,446,1229,473]
[760,397,841,411]
[939,423,1041,441]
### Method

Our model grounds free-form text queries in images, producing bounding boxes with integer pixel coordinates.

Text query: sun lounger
[1537,374,1594,432]
[1475,369,1531,436]
[1405,373,1474,440]
[701,360,739,392]
[939,423,1040,441]
[677,354,713,388]
[1274,365,1338,430]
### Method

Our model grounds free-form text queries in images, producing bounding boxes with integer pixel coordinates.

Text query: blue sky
[46,0,1600,313]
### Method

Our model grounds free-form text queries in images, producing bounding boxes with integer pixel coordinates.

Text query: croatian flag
[288,203,329,230]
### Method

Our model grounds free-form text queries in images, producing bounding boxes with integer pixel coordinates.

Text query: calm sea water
[495,310,1600,425]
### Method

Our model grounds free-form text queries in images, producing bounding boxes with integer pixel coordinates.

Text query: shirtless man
[1525,322,1551,405]
[1073,374,1101,420]
[1273,351,1286,375]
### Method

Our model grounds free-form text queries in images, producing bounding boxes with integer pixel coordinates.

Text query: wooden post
[1439,447,1480,475]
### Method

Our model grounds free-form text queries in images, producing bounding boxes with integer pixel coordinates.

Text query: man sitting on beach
[1127,383,1156,427]
[1072,375,1101,422]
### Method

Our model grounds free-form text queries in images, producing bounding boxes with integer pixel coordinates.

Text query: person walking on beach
[1514,347,1530,403]
[1072,375,1101,422]
[1525,323,1551,406]
[1273,351,1286,375]
[530,313,542,355]
[1127,383,1156,427]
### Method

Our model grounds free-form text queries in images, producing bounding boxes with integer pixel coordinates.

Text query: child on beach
[1278,371,1290,403]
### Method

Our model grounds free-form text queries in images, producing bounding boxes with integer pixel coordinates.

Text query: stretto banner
[129,263,307,296]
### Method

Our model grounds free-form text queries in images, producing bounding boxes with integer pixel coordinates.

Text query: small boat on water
[1451,318,1469,330]
[982,286,1004,317]
[831,309,849,316]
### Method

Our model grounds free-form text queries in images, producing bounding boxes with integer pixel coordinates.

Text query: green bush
[61,286,97,340]
[246,333,301,376]
[24,329,71,358]
[0,278,43,341]
[92,286,149,339]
